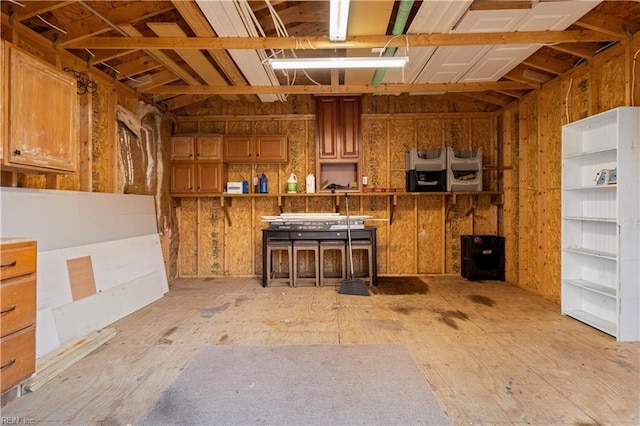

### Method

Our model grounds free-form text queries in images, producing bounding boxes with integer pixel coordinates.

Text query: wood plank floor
[3,276,639,425]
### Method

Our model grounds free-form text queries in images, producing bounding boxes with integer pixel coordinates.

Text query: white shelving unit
[561,107,640,342]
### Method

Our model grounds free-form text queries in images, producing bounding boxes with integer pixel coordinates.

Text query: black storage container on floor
[461,235,505,281]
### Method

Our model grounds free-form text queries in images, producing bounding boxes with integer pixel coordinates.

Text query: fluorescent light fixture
[329,0,350,41]
[269,56,409,70]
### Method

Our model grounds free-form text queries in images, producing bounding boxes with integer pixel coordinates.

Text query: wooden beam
[574,10,638,39]
[111,55,162,81]
[48,2,174,47]
[119,25,201,87]
[461,92,512,107]
[10,1,73,21]
[64,30,620,50]
[147,22,238,101]
[547,42,602,59]
[143,81,536,96]
[171,0,254,102]
[521,54,572,75]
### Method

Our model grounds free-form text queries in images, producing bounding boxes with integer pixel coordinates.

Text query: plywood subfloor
[3,277,639,425]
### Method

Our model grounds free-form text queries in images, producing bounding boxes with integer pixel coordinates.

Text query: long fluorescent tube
[269,56,409,70]
[329,0,350,41]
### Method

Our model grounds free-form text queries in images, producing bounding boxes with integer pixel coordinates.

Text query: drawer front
[1,325,36,392]
[1,276,37,337]
[1,242,36,280]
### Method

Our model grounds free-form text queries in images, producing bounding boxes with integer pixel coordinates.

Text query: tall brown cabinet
[316,96,362,192]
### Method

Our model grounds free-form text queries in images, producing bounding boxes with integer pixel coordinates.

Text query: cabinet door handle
[1,358,16,370]
[13,150,21,155]
[1,260,17,268]
[1,304,16,314]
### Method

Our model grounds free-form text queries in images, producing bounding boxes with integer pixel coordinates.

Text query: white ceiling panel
[382,0,471,84]
[459,1,602,83]
[393,0,602,86]
[197,0,282,102]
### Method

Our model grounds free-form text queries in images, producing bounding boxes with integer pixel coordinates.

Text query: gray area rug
[142,344,452,425]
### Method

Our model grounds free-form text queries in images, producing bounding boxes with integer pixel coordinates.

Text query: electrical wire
[632,49,640,106]
[37,15,67,34]
[565,77,573,123]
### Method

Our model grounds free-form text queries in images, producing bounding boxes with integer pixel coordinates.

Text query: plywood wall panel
[472,198,498,236]
[92,84,116,193]
[417,197,444,274]
[178,198,198,276]
[177,121,199,134]
[282,120,307,190]
[387,195,415,274]
[199,121,225,134]
[388,119,415,189]
[563,67,591,122]
[517,96,539,293]
[537,81,563,302]
[444,118,470,150]
[254,197,280,275]
[171,96,502,280]
[225,198,253,275]
[197,198,225,276]
[361,119,388,188]
[592,51,626,114]
[501,105,520,286]
[416,118,445,149]
[444,199,473,274]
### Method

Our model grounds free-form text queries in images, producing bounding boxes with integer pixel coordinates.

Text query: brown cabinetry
[316,96,362,191]
[1,240,37,393]
[224,135,287,163]
[170,135,226,194]
[1,42,78,173]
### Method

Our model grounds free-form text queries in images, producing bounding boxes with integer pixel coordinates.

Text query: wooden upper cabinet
[317,96,360,160]
[172,135,222,161]
[224,135,287,163]
[196,135,222,160]
[224,136,253,162]
[317,97,339,159]
[3,44,78,173]
[338,97,360,159]
[254,135,287,162]
[170,135,226,195]
[171,136,195,160]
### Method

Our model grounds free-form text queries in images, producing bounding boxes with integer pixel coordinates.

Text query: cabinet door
[7,47,78,172]
[197,163,224,193]
[171,136,194,160]
[254,136,287,163]
[196,135,222,160]
[224,136,253,162]
[338,97,360,159]
[171,163,195,193]
[316,97,339,159]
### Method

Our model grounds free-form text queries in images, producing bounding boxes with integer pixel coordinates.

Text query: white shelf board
[562,185,617,192]
[562,216,617,223]
[564,247,616,260]
[562,309,616,336]
[563,147,617,160]
[563,279,617,298]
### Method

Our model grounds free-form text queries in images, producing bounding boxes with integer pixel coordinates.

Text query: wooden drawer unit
[1,326,36,392]
[0,239,37,393]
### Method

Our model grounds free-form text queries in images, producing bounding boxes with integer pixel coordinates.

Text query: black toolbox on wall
[461,235,505,281]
